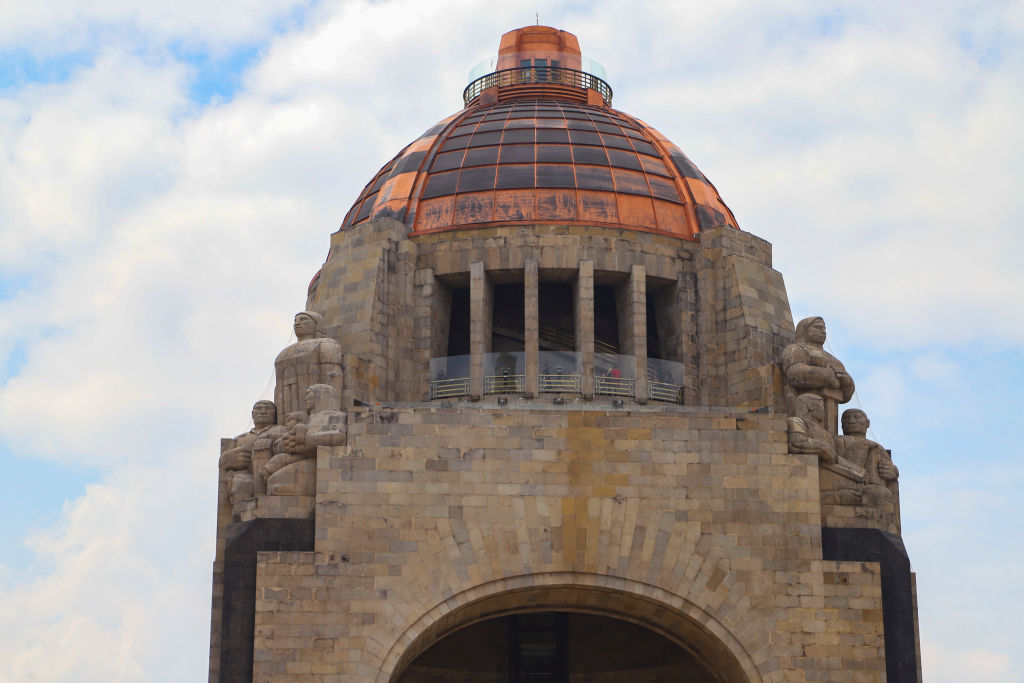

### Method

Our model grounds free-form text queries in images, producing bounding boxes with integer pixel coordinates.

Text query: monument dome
[340,26,737,239]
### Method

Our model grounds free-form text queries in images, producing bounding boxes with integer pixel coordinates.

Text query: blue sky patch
[0,441,100,575]
[0,48,93,92]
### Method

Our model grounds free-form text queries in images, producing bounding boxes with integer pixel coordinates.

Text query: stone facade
[210,218,919,682]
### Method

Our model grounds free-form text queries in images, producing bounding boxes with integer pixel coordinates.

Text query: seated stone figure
[787,393,840,465]
[219,400,285,505]
[782,317,855,433]
[827,409,899,507]
[259,410,309,484]
[261,384,347,496]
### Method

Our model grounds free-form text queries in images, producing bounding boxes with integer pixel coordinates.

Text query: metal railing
[649,381,684,404]
[463,67,613,107]
[539,374,582,393]
[484,374,526,394]
[594,376,635,398]
[430,376,471,399]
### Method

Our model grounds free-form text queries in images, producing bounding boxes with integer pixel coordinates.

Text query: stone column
[525,260,539,398]
[630,264,648,403]
[575,260,594,399]
[414,267,441,401]
[470,261,492,399]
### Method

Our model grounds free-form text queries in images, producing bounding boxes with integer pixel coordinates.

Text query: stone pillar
[575,260,594,399]
[525,260,539,398]
[470,261,492,399]
[630,265,648,403]
[414,267,442,401]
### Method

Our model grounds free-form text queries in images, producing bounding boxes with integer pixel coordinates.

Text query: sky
[0,0,1022,680]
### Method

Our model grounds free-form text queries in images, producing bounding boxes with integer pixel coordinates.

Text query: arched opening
[382,577,759,683]
[397,610,720,682]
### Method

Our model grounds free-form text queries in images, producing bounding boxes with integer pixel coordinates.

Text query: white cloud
[0,0,311,52]
[921,644,1016,683]
[1,0,1023,680]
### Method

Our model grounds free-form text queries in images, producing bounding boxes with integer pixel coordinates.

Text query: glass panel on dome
[505,118,534,129]
[495,164,535,189]
[606,148,643,171]
[568,130,602,146]
[630,140,659,156]
[594,123,622,135]
[499,144,535,163]
[431,150,467,172]
[451,124,478,137]
[648,175,682,203]
[611,167,649,195]
[537,129,570,144]
[464,146,500,166]
[421,170,460,199]
[566,119,598,131]
[639,154,672,177]
[476,120,505,132]
[602,135,634,151]
[508,108,536,119]
[457,165,497,193]
[535,118,568,129]
[575,166,614,191]
[536,164,575,188]
[668,151,705,180]
[502,128,535,144]
[536,144,573,163]
[355,194,376,222]
[572,146,608,165]
[468,131,502,146]
[393,150,426,174]
[440,135,471,152]
[369,172,391,193]
[623,128,645,139]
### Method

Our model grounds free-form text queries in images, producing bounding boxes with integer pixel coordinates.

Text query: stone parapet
[232,404,891,681]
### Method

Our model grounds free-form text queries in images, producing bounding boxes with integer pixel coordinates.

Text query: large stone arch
[378,572,763,683]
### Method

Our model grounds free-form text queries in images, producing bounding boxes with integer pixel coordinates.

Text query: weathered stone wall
[245,404,887,681]
[696,226,794,411]
[309,220,791,410]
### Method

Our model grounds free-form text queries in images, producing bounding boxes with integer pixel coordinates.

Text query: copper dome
[339,27,737,241]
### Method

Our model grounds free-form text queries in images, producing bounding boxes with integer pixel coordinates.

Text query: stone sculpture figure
[261,384,347,496]
[259,410,309,484]
[787,393,840,465]
[219,400,285,505]
[826,409,899,507]
[782,316,854,433]
[274,311,344,420]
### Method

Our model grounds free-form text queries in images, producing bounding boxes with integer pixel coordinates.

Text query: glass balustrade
[429,355,471,399]
[647,358,685,404]
[594,353,636,398]
[429,353,684,403]
[538,350,581,394]
[483,351,525,394]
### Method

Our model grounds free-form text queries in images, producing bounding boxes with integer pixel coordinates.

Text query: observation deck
[463,65,613,107]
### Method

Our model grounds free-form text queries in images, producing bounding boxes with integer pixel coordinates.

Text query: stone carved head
[794,316,827,346]
[293,310,326,340]
[795,393,825,424]
[305,383,341,413]
[251,400,277,428]
[841,409,870,436]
